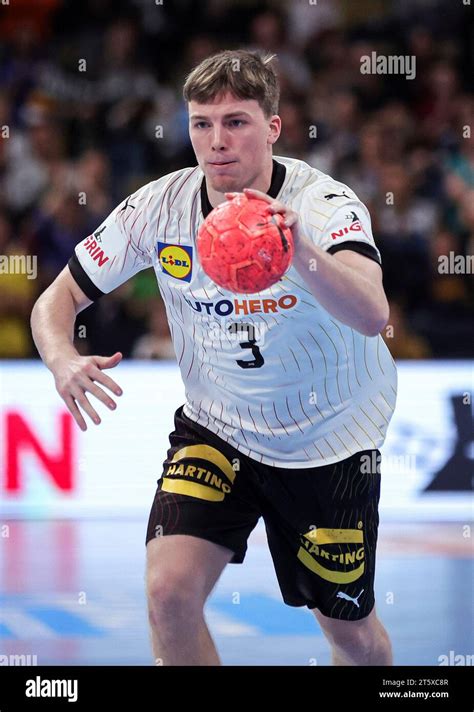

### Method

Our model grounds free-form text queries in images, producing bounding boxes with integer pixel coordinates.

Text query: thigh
[145,407,261,564]
[260,449,381,621]
[146,534,234,602]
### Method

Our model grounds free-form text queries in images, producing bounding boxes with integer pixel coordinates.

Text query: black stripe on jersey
[327,241,381,265]
[67,254,105,301]
[200,159,287,218]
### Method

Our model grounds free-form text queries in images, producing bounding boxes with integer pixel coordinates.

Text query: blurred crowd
[0,0,472,360]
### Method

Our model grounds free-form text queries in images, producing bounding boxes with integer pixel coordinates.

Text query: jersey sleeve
[67,184,155,300]
[299,188,382,266]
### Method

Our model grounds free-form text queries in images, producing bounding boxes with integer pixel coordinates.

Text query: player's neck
[206,158,274,209]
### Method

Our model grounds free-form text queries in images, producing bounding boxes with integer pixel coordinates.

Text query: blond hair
[183,49,280,118]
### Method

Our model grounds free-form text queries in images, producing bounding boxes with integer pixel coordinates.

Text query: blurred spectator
[0,7,56,125]
[415,61,461,145]
[247,10,312,95]
[99,17,159,197]
[75,149,113,220]
[0,0,60,44]
[374,161,438,307]
[443,121,474,236]
[337,120,386,204]
[30,184,102,288]
[411,227,473,357]
[286,0,341,50]
[307,88,360,178]
[3,92,68,216]
[375,162,439,239]
[274,100,313,161]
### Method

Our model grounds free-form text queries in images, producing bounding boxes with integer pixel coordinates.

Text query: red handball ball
[197,194,294,293]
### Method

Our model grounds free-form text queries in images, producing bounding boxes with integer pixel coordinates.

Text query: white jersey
[69,156,397,468]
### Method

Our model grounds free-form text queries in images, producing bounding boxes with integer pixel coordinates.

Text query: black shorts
[146,406,382,621]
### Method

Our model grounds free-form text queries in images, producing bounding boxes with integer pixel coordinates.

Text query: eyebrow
[189,111,252,120]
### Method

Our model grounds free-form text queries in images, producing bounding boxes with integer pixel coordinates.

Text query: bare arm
[292,242,389,336]
[31,266,92,369]
[237,187,389,336]
[31,266,123,431]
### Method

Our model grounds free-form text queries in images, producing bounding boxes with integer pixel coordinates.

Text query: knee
[326,620,378,663]
[147,573,205,627]
[336,627,373,657]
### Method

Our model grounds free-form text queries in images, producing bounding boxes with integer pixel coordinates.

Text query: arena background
[0,0,472,666]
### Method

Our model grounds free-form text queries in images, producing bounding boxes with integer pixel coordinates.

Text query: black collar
[200,158,286,218]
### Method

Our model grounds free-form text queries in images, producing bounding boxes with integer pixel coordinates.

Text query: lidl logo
[157,242,192,282]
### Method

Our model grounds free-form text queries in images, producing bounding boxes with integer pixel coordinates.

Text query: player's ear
[268,115,281,144]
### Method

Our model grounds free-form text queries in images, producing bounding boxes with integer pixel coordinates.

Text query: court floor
[0,519,472,666]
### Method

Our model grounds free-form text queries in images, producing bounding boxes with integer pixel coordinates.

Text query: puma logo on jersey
[337,589,364,607]
[119,195,135,212]
[324,191,350,200]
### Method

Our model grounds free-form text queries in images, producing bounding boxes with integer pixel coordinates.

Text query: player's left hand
[225,188,302,249]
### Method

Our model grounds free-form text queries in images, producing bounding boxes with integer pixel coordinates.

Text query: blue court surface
[0,519,472,666]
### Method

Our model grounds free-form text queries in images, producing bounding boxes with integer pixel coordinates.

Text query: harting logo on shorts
[297,526,365,583]
[161,445,235,501]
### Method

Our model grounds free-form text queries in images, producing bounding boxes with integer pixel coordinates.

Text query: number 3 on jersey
[228,323,264,369]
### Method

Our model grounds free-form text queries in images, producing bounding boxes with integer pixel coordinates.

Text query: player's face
[188,92,280,195]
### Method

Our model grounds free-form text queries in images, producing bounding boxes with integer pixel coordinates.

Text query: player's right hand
[52,351,123,431]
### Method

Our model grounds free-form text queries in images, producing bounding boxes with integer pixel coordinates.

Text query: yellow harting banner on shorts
[297,526,365,583]
[161,444,236,502]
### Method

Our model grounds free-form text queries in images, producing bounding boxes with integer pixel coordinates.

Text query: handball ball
[197,193,294,294]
